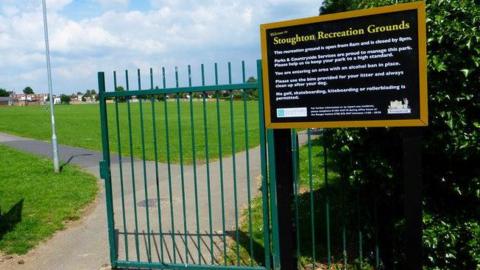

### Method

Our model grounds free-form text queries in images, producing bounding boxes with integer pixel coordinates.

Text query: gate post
[266,127,298,269]
[98,72,118,268]
[271,129,298,270]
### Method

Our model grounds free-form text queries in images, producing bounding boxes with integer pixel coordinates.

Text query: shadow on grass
[0,199,24,241]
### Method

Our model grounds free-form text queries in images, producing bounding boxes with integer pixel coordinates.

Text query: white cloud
[46,0,73,11]
[94,0,129,9]
[0,0,322,93]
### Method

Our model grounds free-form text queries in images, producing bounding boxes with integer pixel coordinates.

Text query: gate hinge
[99,160,110,180]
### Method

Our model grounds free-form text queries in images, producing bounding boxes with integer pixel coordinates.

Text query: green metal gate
[98,60,392,270]
[98,60,276,269]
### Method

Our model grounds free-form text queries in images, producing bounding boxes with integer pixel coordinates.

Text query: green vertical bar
[227,62,240,266]
[98,72,118,267]
[359,231,363,268]
[125,70,141,261]
[257,60,271,270]
[188,65,202,264]
[137,69,152,262]
[341,164,347,269]
[354,154,363,268]
[228,62,232,85]
[162,67,177,263]
[201,64,215,264]
[307,129,316,266]
[149,68,164,262]
[215,63,219,86]
[175,66,189,264]
[137,69,153,262]
[242,61,254,266]
[323,136,331,267]
[214,62,227,265]
[358,231,363,269]
[291,129,300,266]
[267,129,281,270]
[375,200,380,268]
[113,71,129,261]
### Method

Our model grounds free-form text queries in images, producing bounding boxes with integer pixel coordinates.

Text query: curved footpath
[0,131,313,270]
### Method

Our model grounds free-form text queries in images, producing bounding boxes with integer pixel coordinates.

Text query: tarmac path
[0,131,312,270]
[0,132,265,270]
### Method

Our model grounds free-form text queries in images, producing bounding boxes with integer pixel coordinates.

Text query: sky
[0,0,323,94]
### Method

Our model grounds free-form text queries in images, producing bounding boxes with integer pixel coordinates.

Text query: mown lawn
[0,100,260,163]
[0,144,98,254]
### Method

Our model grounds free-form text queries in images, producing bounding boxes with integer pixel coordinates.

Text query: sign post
[272,129,297,269]
[260,2,427,269]
[402,127,423,269]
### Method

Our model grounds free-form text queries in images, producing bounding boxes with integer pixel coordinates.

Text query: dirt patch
[0,252,20,268]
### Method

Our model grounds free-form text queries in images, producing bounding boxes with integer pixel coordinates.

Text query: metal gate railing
[98,60,390,270]
[98,60,272,269]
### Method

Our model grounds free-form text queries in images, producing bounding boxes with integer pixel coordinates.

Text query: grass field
[0,100,260,163]
[223,137,373,269]
[0,144,98,254]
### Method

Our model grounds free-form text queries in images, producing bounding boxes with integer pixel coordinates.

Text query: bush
[60,94,71,104]
[320,0,480,268]
[0,89,10,97]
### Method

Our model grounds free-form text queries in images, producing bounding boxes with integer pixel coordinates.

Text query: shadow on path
[59,153,94,171]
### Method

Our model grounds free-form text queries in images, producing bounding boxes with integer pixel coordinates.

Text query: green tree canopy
[84,89,97,97]
[60,94,71,104]
[246,76,257,83]
[319,0,480,269]
[0,88,9,97]
[23,87,34,95]
[115,86,127,102]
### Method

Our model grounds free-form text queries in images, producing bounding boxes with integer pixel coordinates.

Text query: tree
[319,0,480,269]
[83,89,98,102]
[245,77,258,100]
[0,88,9,97]
[60,94,71,104]
[23,87,34,95]
[246,76,257,83]
[84,89,97,97]
[115,86,127,102]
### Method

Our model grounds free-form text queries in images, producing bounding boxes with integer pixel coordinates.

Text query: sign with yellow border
[260,1,428,129]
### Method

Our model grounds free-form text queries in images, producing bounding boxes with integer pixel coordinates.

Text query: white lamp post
[41,0,60,173]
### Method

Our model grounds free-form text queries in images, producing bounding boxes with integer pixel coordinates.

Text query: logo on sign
[277,107,307,118]
[387,98,411,114]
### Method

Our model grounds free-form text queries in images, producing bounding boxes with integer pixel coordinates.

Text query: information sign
[260,1,427,128]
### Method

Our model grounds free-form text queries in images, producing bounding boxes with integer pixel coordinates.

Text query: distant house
[12,93,48,106]
[82,96,96,103]
[70,94,82,104]
[0,96,12,106]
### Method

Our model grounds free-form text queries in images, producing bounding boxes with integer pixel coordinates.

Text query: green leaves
[0,88,10,97]
[430,55,447,72]
[320,0,480,268]
[460,68,471,78]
